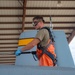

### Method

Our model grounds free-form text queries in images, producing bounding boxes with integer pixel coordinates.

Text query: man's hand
[15,49,22,56]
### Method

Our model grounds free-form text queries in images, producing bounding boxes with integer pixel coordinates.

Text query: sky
[69,36,75,65]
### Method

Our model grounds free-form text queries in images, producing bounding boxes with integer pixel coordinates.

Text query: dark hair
[33,16,45,23]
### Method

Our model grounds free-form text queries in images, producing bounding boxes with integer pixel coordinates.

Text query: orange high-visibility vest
[36,42,56,66]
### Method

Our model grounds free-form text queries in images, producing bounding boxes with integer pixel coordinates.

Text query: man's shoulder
[40,27,49,32]
[39,28,48,33]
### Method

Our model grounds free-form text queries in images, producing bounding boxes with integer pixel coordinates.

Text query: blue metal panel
[15,30,38,66]
[15,30,74,67]
[0,65,75,75]
[19,30,37,38]
[0,30,75,75]
[53,30,74,67]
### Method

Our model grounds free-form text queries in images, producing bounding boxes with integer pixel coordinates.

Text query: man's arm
[21,38,40,52]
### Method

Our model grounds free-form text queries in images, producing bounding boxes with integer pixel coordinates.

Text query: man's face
[33,19,40,29]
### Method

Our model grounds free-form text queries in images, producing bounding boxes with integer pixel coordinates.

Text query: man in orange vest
[15,16,56,66]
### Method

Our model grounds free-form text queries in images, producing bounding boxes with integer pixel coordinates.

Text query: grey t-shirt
[35,28,50,47]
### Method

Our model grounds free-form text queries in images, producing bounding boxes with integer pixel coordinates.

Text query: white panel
[0,1,21,7]
[0,30,21,34]
[0,40,18,43]
[44,17,75,22]
[45,24,75,27]
[0,24,22,28]
[27,1,75,7]
[0,52,15,55]
[0,35,19,39]
[26,10,75,15]
[25,17,33,22]
[62,1,75,7]
[0,48,17,50]
[27,1,57,7]
[0,44,18,47]
[24,24,33,27]
[0,10,22,15]
[0,17,22,22]
[0,55,15,57]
